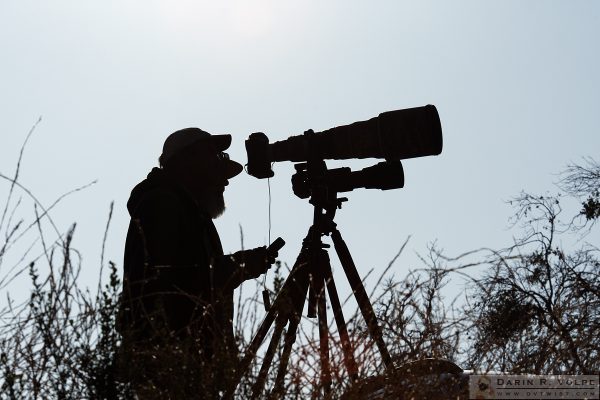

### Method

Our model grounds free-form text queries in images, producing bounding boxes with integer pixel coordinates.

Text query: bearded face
[199,188,226,219]
[165,141,232,219]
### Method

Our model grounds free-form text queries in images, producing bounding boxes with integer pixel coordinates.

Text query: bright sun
[154,0,275,41]
[229,0,274,38]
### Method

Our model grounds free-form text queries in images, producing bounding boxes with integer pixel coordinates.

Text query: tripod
[224,167,394,399]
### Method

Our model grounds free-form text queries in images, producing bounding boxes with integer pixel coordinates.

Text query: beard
[197,189,226,219]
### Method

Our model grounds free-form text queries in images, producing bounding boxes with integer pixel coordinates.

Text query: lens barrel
[270,104,442,162]
[327,161,405,194]
[292,161,404,199]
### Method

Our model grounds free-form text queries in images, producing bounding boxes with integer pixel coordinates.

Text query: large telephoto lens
[325,161,405,194]
[270,105,442,162]
[245,105,442,178]
[291,161,405,199]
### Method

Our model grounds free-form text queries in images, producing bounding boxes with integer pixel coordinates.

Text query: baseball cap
[160,127,243,179]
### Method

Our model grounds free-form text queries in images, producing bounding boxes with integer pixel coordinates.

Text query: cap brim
[224,159,244,179]
[210,134,232,152]
[211,134,241,178]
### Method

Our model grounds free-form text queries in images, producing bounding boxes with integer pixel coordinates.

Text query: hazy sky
[1,1,599,304]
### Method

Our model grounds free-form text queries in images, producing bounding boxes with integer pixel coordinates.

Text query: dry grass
[0,124,597,398]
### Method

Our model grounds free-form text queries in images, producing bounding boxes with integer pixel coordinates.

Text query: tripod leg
[223,254,308,400]
[223,299,278,399]
[314,270,332,397]
[269,313,300,400]
[250,316,287,400]
[330,229,393,369]
[323,260,359,382]
[267,250,311,399]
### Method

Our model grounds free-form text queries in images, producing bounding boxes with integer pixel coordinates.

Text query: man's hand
[232,246,277,280]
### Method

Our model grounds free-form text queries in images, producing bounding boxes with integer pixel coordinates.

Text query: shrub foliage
[1,130,598,398]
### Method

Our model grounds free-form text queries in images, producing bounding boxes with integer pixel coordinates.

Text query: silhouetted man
[118,128,275,398]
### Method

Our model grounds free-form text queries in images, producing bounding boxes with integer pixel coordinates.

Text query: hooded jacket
[119,168,240,357]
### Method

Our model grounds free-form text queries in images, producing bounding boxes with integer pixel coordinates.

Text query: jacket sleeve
[212,255,244,290]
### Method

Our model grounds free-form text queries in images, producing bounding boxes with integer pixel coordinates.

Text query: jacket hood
[127,168,172,216]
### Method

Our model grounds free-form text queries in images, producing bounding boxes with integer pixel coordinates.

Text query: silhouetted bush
[1,124,597,398]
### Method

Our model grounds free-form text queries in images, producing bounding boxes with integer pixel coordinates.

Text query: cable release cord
[243,162,274,309]
[262,173,272,288]
[260,165,276,311]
